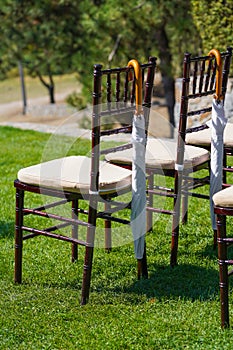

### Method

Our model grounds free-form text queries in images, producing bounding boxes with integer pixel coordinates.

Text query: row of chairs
[13,48,233,327]
[106,48,232,265]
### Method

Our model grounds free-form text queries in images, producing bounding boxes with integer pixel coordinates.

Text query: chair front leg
[137,242,148,279]
[170,170,182,267]
[217,213,230,328]
[14,188,24,284]
[81,200,97,305]
[146,173,154,232]
[104,201,112,252]
[81,239,94,305]
[181,173,189,224]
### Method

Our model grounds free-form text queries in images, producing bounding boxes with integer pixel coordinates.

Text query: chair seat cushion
[213,186,233,208]
[186,123,233,147]
[105,139,209,170]
[18,156,132,195]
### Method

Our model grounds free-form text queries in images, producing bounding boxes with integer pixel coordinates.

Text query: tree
[0,0,202,124]
[76,0,201,132]
[0,0,85,103]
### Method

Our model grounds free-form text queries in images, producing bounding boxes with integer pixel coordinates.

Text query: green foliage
[0,1,201,92]
[191,0,233,52]
[66,91,88,110]
[0,0,86,99]
[0,0,83,73]
[69,0,202,104]
[0,0,231,104]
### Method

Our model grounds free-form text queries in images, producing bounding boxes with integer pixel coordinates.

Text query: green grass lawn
[1,126,233,349]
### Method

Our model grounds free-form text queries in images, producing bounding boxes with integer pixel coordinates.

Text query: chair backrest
[90,57,157,194]
[176,47,232,166]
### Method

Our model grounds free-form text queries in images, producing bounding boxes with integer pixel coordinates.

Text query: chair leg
[81,201,96,305]
[223,151,227,185]
[71,199,78,262]
[137,259,142,280]
[181,176,188,224]
[170,171,182,267]
[14,188,24,284]
[213,229,217,249]
[81,245,94,305]
[142,242,148,278]
[182,200,188,224]
[217,214,230,328]
[146,173,153,232]
[170,225,179,267]
[104,202,112,252]
[137,242,148,279]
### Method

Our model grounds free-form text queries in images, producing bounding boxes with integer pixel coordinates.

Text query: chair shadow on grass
[93,243,220,303]
[87,240,220,303]
[9,235,220,304]
[112,263,220,303]
[0,220,15,239]
[18,241,220,303]
[13,261,220,305]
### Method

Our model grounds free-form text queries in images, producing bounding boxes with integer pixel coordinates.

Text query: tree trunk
[37,67,55,104]
[49,85,55,104]
[162,75,175,128]
[154,26,176,137]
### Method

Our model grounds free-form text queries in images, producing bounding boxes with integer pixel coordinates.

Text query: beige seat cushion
[213,186,233,208]
[18,156,132,195]
[186,123,233,147]
[105,139,209,170]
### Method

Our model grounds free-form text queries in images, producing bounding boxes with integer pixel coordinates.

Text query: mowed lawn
[1,126,233,349]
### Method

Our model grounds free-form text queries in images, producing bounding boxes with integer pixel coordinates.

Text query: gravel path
[0,78,232,140]
[0,92,93,139]
[0,92,134,141]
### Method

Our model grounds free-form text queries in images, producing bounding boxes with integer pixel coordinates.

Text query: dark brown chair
[186,47,232,188]
[14,57,157,304]
[213,186,233,328]
[106,48,232,267]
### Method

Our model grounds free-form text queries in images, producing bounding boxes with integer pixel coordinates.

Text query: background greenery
[0,0,232,125]
[1,126,233,349]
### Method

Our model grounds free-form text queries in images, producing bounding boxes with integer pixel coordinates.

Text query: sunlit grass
[1,126,233,349]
